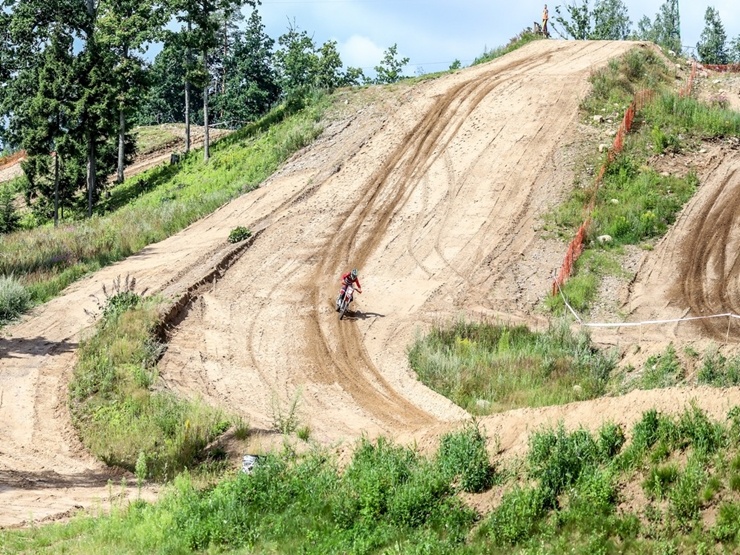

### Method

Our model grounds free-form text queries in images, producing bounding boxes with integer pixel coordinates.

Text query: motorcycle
[336,283,360,320]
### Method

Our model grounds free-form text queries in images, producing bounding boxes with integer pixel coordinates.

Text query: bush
[528,424,604,507]
[0,274,31,322]
[486,486,547,546]
[714,501,740,543]
[227,226,252,243]
[437,421,493,493]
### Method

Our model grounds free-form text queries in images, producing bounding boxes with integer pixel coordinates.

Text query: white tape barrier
[556,281,740,331]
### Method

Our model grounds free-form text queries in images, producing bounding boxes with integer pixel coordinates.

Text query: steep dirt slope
[4,40,740,528]
[157,40,647,441]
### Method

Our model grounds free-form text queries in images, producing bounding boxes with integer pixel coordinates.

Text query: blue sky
[255,0,740,76]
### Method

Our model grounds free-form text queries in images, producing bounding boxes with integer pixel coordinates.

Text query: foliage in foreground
[6,406,740,554]
[409,318,616,414]
[69,295,228,480]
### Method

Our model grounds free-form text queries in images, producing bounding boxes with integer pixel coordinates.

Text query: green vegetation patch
[7,406,740,554]
[69,293,228,480]
[580,47,671,117]
[472,28,545,66]
[131,124,185,156]
[408,319,616,414]
[0,274,31,323]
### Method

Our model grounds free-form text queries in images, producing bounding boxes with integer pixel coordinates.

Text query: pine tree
[212,9,279,126]
[697,7,729,65]
[98,0,165,184]
[1,0,83,224]
[730,36,740,64]
[136,37,204,125]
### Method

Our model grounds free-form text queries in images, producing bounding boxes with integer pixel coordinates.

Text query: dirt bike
[336,283,360,320]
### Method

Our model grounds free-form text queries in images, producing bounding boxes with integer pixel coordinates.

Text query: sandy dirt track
[3,40,740,527]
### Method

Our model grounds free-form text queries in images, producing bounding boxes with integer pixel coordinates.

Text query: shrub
[227,226,252,243]
[0,274,31,322]
[0,185,20,233]
[88,274,147,322]
[713,501,740,543]
[643,463,679,499]
[486,486,547,546]
[669,458,705,527]
[528,424,604,507]
[437,421,493,493]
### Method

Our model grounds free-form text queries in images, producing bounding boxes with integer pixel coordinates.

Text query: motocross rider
[336,268,362,311]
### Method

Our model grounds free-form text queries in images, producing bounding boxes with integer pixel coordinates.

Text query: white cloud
[340,35,385,70]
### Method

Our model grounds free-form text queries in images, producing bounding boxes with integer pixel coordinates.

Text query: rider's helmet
[350,269,358,280]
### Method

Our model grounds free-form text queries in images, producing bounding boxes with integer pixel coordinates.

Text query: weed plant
[0,274,31,323]
[698,346,740,386]
[69,297,228,479]
[0,96,328,321]
[408,318,616,414]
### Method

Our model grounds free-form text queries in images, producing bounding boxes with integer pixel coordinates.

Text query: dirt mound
[3,40,739,527]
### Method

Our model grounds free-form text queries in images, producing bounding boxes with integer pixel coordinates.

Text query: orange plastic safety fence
[680,61,697,97]
[703,64,740,73]
[551,88,654,295]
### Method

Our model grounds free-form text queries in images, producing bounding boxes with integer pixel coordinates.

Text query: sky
[254,0,740,77]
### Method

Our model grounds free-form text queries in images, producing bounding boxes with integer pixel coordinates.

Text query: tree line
[554,0,740,64]
[0,1,409,226]
[2,0,739,229]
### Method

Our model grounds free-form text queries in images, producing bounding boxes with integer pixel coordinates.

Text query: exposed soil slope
[3,40,740,528]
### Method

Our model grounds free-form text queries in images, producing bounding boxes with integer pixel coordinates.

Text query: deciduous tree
[374,44,409,84]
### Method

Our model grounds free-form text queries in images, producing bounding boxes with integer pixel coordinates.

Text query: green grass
[408,319,616,414]
[472,28,545,66]
[0,95,329,319]
[580,47,671,117]
[547,249,625,313]
[7,406,740,553]
[69,295,228,480]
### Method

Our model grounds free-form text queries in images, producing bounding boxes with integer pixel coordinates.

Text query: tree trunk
[53,151,59,227]
[203,50,209,162]
[117,107,125,183]
[185,80,191,152]
[87,130,96,218]
[185,20,192,153]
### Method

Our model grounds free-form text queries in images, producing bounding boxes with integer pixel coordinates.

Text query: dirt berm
[3,40,740,527]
